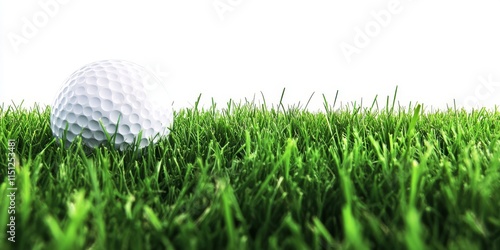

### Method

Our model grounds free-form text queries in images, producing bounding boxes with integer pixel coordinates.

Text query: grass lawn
[1,93,500,249]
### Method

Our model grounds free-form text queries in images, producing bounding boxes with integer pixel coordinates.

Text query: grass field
[1,93,500,249]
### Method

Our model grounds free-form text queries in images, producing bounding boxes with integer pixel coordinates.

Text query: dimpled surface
[50,60,173,150]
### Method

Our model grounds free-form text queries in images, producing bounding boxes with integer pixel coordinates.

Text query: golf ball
[50,59,173,150]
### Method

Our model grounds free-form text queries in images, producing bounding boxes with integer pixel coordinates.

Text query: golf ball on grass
[50,59,173,150]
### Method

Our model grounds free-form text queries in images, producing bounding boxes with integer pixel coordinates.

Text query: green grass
[1,93,500,249]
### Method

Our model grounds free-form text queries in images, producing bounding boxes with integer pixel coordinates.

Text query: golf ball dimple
[50,59,173,150]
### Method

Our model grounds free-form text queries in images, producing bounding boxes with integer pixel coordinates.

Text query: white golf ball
[50,59,173,150]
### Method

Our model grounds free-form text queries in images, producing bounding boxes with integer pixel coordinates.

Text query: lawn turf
[1,96,500,249]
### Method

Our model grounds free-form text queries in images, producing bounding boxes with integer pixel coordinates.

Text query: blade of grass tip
[226,99,232,116]
[323,113,335,143]
[391,85,398,114]
[369,95,378,113]
[312,217,335,246]
[143,205,163,231]
[125,195,135,220]
[278,88,286,113]
[385,95,390,115]
[99,119,115,149]
[11,99,23,111]
[62,122,70,148]
[322,94,330,114]
[304,92,315,112]
[281,138,296,181]
[408,104,421,140]
[453,99,458,116]
[408,160,421,209]
[194,93,202,113]
[409,142,433,207]
[44,216,64,242]
[260,91,267,111]
[211,97,216,116]
[136,130,144,150]
[333,90,339,110]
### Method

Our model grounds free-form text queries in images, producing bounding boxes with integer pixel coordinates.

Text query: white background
[1,0,500,112]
